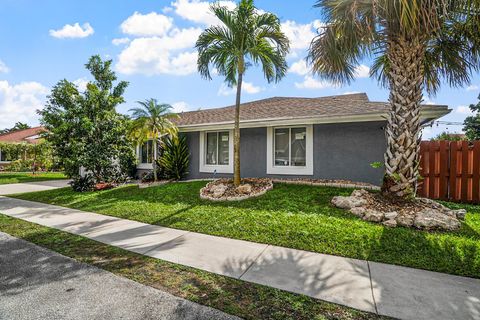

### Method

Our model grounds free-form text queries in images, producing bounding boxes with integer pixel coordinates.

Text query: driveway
[0,180,70,195]
[0,232,238,320]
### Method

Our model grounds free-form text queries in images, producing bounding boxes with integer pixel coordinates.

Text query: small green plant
[70,174,95,192]
[160,135,189,180]
[370,161,382,169]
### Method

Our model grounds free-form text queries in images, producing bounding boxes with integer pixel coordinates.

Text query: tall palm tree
[308,0,480,199]
[196,0,290,186]
[129,99,178,181]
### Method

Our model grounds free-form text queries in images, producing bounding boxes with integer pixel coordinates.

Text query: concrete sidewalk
[0,196,479,320]
[0,179,70,195]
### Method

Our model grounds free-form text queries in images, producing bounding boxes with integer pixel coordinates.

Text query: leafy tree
[196,0,289,186]
[463,94,480,141]
[308,0,480,199]
[128,99,178,182]
[0,122,31,134]
[430,131,466,141]
[160,135,190,181]
[39,55,136,183]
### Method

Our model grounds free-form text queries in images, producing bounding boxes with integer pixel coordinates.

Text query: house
[136,93,450,185]
[0,126,46,169]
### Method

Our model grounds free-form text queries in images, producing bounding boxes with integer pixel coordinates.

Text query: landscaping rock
[211,184,227,198]
[453,209,467,220]
[331,196,367,209]
[363,209,384,222]
[384,211,398,220]
[382,219,397,227]
[351,189,369,198]
[396,214,414,227]
[349,207,366,217]
[236,184,252,195]
[414,209,461,231]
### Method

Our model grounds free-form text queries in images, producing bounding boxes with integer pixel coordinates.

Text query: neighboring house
[136,93,450,185]
[0,126,46,169]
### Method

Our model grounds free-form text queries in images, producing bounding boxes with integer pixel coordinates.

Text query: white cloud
[49,22,94,39]
[288,59,309,76]
[456,105,476,116]
[116,27,201,76]
[171,101,191,113]
[73,78,89,92]
[120,12,173,37]
[281,19,323,57]
[170,0,237,26]
[343,91,360,95]
[218,82,263,96]
[0,80,49,129]
[112,37,130,46]
[423,97,435,105]
[294,76,336,90]
[354,64,370,78]
[466,85,479,92]
[0,60,9,73]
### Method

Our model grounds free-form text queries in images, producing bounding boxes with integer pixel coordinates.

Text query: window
[140,140,154,164]
[200,130,233,173]
[267,125,313,175]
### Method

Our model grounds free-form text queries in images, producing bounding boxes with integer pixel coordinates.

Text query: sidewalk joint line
[142,231,191,256]
[238,244,270,280]
[367,261,378,314]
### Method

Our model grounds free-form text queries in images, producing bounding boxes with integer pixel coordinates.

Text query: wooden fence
[418,140,480,203]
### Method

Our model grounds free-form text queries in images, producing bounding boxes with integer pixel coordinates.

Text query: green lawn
[0,172,67,184]
[0,214,384,320]
[11,181,480,278]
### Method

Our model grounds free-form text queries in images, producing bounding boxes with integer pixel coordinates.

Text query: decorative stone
[382,219,397,227]
[351,189,369,198]
[331,196,367,209]
[349,207,366,217]
[417,197,447,210]
[453,209,467,220]
[413,209,461,231]
[236,184,252,194]
[384,211,398,220]
[363,209,384,222]
[396,214,414,227]
[211,184,227,198]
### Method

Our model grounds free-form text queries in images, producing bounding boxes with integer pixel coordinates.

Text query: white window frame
[199,130,234,173]
[267,125,313,175]
[136,140,155,170]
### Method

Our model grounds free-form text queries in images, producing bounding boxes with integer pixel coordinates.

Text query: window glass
[291,128,306,166]
[206,132,218,165]
[140,140,154,164]
[274,128,290,166]
[218,132,229,165]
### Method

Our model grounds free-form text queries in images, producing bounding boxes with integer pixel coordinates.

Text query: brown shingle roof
[175,93,449,127]
[0,126,46,144]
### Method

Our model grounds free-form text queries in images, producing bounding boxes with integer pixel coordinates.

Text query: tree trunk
[153,139,158,182]
[233,71,243,187]
[382,36,425,199]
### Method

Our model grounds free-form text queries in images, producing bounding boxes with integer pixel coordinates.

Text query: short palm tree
[129,99,178,181]
[308,0,480,199]
[196,0,290,186]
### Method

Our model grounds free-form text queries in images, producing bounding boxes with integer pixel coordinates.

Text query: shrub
[160,135,189,180]
[70,175,95,192]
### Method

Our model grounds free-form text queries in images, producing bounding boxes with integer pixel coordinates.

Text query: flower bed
[200,178,273,201]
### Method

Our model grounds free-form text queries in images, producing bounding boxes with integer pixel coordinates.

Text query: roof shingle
[0,126,46,144]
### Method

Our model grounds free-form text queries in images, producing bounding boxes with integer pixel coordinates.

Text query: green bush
[160,135,189,180]
[70,174,96,192]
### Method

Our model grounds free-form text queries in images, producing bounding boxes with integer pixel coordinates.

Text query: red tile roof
[0,126,46,144]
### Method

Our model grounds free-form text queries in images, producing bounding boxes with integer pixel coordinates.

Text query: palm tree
[308,0,480,199]
[196,0,290,186]
[129,99,178,182]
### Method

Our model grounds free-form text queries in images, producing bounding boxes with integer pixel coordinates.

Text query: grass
[11,181,480,278]
[0,171,67,184]
[0,214,384,320]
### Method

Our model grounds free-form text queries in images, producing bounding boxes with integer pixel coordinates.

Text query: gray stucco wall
[184,121,386,185]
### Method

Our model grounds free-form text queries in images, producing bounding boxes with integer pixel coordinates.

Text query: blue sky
[0,0,478,138]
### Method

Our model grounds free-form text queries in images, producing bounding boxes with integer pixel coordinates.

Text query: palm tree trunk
[382,36,425,199]
[233,70,243,187]
[153,139,158,182]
